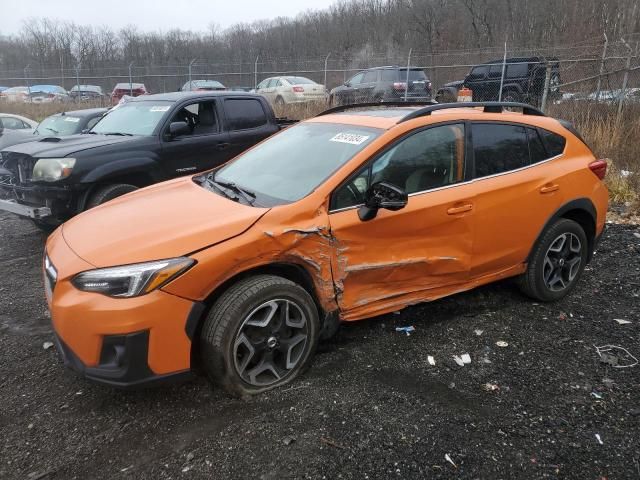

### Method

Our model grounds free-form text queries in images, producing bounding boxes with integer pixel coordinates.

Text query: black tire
[518,219,588,302]
[31,219,58,234]
[274,96,285,107]
[86,184,138,210]
[200,275,320,397]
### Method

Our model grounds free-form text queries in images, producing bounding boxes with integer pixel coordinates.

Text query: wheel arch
[185,262,331,368]
[528,198,597,264]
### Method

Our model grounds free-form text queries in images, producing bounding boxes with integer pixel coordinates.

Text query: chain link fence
[1,37,638,114]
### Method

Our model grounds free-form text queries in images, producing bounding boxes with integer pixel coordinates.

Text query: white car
[0,113,38,131]
[0,86,30,102]
[255,76,327,106]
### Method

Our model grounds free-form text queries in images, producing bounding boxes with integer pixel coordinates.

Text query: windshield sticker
[330,133,370,145]
[150,106,170,112]
[63,117,80,123]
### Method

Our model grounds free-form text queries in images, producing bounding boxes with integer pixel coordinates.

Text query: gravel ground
[1,212,639,480]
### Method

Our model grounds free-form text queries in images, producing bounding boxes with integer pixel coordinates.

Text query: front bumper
[0,183,76,221]
[0,198,51,219]
[46,229,199,388]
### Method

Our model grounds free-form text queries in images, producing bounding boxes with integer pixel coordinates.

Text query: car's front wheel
[518,218,589,302]
[86,183,138,210]
[200,275,320,397]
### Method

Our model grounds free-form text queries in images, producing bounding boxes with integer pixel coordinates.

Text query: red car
[110,83,148,104]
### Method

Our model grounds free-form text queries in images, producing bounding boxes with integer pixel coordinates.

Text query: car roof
[49,108,108,118]
[130,91,264,102]
[308,105,563,131]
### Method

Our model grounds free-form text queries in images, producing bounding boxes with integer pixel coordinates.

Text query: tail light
[47,93,55,98]
[393,82,407,91]
[292,86,304,93]
[427,82,432,90]
[589,159,607,180]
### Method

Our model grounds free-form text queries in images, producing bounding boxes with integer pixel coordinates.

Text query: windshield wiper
[212,177,256,206]
[42,127,59,134]
[101,132,134,136]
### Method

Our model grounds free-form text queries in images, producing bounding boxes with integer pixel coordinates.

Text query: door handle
[540,183,559,194]
[217,142,230,150]
[447,203,473,215]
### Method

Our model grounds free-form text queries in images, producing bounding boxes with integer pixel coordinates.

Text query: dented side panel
[328,183,477,318]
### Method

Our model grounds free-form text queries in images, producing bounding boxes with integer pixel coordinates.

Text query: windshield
[35,115,83,135]
[91,101,172,136]
[213,122,381,205]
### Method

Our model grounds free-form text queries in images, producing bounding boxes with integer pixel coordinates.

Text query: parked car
[0,86,8,93]
[27,85,70,103]
[586,88,640,104]
[0,86,30,102]
[0,92,295,229]
[0,114,38,131]
[111,83,148,104]
[330,66,432,105]
[230,86,254,92]
[42,101,607,393]
[69,85,106,101]
[256,76,327,106]
[0,108,107,154]
[180,80,226,92]
[435,57,560,106]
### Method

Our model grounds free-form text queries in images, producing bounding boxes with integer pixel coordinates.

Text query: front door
[160,99,232,176]
[328,123,476,319]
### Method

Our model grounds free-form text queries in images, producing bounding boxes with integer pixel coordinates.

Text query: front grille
[0,152,35,185]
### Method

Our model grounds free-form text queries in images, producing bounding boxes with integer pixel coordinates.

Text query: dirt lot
[1,211,639,480]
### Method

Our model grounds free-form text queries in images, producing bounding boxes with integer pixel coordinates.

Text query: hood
[443,80,464,88]
[2,133,135,158]
[0,130,37,151]
[61,177,269,267]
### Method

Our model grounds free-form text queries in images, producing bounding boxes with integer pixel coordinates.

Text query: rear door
[465,65,489,100]
[357,70,378,102]
[222,97,278,159]
[469,122,566,278]
[159,99,232,176]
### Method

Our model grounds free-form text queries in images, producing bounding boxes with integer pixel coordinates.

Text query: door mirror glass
[358,181,408,221]
[168,121,190,138]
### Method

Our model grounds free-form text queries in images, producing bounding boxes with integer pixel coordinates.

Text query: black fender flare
[527,198,598,264]
[78,157,163,185]
[501,83,524,94]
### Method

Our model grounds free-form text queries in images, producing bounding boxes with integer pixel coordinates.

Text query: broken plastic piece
[42,342,54,350]
[444,453,457,468]
[395,326,415,336]
[461,353,471,364]
[453,356,465,367]
[595,345,638,369]
[595,433,603,445]
[483,383,499,391]
[496,341,509,347]
[427,355,436,366]
[474,329,484,336]
[591,392,603,399]
[614,318,632,325]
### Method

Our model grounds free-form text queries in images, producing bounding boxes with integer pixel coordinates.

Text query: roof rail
[316,100,438,117]
[398,102,546,123]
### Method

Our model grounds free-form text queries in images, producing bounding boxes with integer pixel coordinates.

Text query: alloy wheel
[542,232,583,292]
[233,299,309,387]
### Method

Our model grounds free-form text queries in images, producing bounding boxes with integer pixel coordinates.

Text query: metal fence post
[498,40,507,101]
[324,52,331,88]
[75,63,81,102]
[617,39,637,118]
[24,65,31,95]
[254,55,259,89]
[128,61,134,96]
[404,48,412,101]
[188,58,196,88]
[540,63,552,112]
[595,33,608,102]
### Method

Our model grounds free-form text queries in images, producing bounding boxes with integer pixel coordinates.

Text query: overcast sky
[0,0,336,35]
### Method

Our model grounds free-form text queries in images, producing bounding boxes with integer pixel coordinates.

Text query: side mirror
[167,121,190,139]
[358,181,408,222]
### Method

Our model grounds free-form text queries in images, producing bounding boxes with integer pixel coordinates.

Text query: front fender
[78,157,163,184]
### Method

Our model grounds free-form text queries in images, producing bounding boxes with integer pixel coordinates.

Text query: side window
[349,73,364,85]
[488,64,503,78]
[224,98,267,130]
[362,71,378,83]
[539,129,566,157]
[472,123,529,178]
[86,116,102,131]
[274,79,282,87]
[467,65,488,80]
[168,100,218,137]
[506,63,528,78]
[331,124,465,210]
[527,128,548,164]
[380,70,397,82]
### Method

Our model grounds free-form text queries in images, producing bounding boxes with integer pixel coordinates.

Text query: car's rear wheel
[86,184,138,210]
[274,96,285,107]
[200,275,320,397]
[518,218,588,302]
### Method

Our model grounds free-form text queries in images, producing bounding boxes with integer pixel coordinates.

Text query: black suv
[436,57,560,106]
[330,66,432,105]
[0,92,292,230]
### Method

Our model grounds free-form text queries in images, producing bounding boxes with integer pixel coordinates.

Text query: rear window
[223,98,267,130]
[400,69,427,81]
[472,123,529,177]
[283,77,316,85]
[506,63,528,78]
[539,129,566,156]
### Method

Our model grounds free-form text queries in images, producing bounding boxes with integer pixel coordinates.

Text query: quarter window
[223,98,267,130]
[506,63,528,78]
[539,129,566,156]
[527,128,548,164]
[381,70,397,82]
[472,124,529,177]
[331,124,465,210]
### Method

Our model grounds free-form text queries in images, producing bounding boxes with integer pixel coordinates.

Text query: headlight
[71,257,194,298]
[32,158,76,182]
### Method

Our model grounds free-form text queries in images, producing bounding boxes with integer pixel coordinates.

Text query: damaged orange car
[44,101,608,394]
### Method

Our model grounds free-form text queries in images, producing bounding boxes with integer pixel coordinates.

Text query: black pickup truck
[0,91,293,230]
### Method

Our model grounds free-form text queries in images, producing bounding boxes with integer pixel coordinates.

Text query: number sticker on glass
[150,106,170,112]
[330,133,370,145]
[64,117,80,123]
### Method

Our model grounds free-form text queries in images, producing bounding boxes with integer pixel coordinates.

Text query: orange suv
[44,102,608,394]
